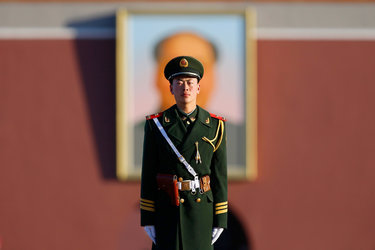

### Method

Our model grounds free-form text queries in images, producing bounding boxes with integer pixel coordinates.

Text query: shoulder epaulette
[146,112,163,120]
[210,113,226,121]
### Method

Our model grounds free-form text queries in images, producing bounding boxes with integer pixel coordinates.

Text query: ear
[169,84,174,95]
[197,84,200,94]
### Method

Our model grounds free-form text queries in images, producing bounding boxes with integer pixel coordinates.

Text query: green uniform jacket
[140,105,228,250]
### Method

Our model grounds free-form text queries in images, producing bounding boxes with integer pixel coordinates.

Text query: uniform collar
[196,106,212,128]
[160,105,212,146]
[163,105,211,126]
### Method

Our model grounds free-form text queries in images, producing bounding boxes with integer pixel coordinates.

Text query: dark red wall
[1,0,374,2]
[238,40,375,250]
[1,39,375,250]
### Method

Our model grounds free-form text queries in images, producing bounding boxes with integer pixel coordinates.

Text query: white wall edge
[1,27,375,40]
[256,28,375,40]
[0,27,116,39]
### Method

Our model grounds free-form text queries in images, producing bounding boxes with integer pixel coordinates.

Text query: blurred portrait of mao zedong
[134,31,245,173]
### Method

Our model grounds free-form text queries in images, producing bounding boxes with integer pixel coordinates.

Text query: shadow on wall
[215,209,251,250]
[67,14,117,179]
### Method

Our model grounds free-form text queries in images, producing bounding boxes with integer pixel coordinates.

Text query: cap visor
[168,72,201,81]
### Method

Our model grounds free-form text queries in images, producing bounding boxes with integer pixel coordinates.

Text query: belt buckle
[181,181,190,191]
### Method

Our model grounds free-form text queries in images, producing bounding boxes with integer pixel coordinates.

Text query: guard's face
[170,76,200,107]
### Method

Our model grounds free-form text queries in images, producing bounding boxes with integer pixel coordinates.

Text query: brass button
[180,198,185,204]
[178,177,183,182]
[196,198,201,203]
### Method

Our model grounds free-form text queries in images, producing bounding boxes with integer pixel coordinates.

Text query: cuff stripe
[141,198,155,204]
[140,202,155,208]
[140,205,155,212]
[215,201,228,206]
[215,209,228,215]
[216,205,228,210]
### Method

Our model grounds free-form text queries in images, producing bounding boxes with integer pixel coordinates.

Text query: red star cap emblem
[179,58,189,68]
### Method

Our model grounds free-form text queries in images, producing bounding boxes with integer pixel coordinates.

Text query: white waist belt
[153,117,200,193]
[177,180,200,190]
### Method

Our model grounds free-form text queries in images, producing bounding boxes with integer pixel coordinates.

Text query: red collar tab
[146,112,163,120]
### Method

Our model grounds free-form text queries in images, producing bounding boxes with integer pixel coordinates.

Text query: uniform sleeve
[140,120,158,226]
[210,120,228,228]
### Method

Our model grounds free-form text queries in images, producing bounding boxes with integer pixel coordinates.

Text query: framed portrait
[116,7,257,180]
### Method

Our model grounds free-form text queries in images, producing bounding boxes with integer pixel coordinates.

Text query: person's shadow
[215,209,252,250]
[67,14,117,179]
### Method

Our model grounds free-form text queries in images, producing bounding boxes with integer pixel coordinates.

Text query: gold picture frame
[116,7,257,181]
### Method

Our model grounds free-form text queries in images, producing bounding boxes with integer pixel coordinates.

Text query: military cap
[164,56,204,82]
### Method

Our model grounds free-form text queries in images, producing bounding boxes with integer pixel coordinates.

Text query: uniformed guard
[140,56,228,250]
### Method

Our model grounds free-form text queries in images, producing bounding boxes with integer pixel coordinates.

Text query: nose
[182,82,189,90]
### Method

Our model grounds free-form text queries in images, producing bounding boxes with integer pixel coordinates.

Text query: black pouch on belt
[156,174,180,206]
